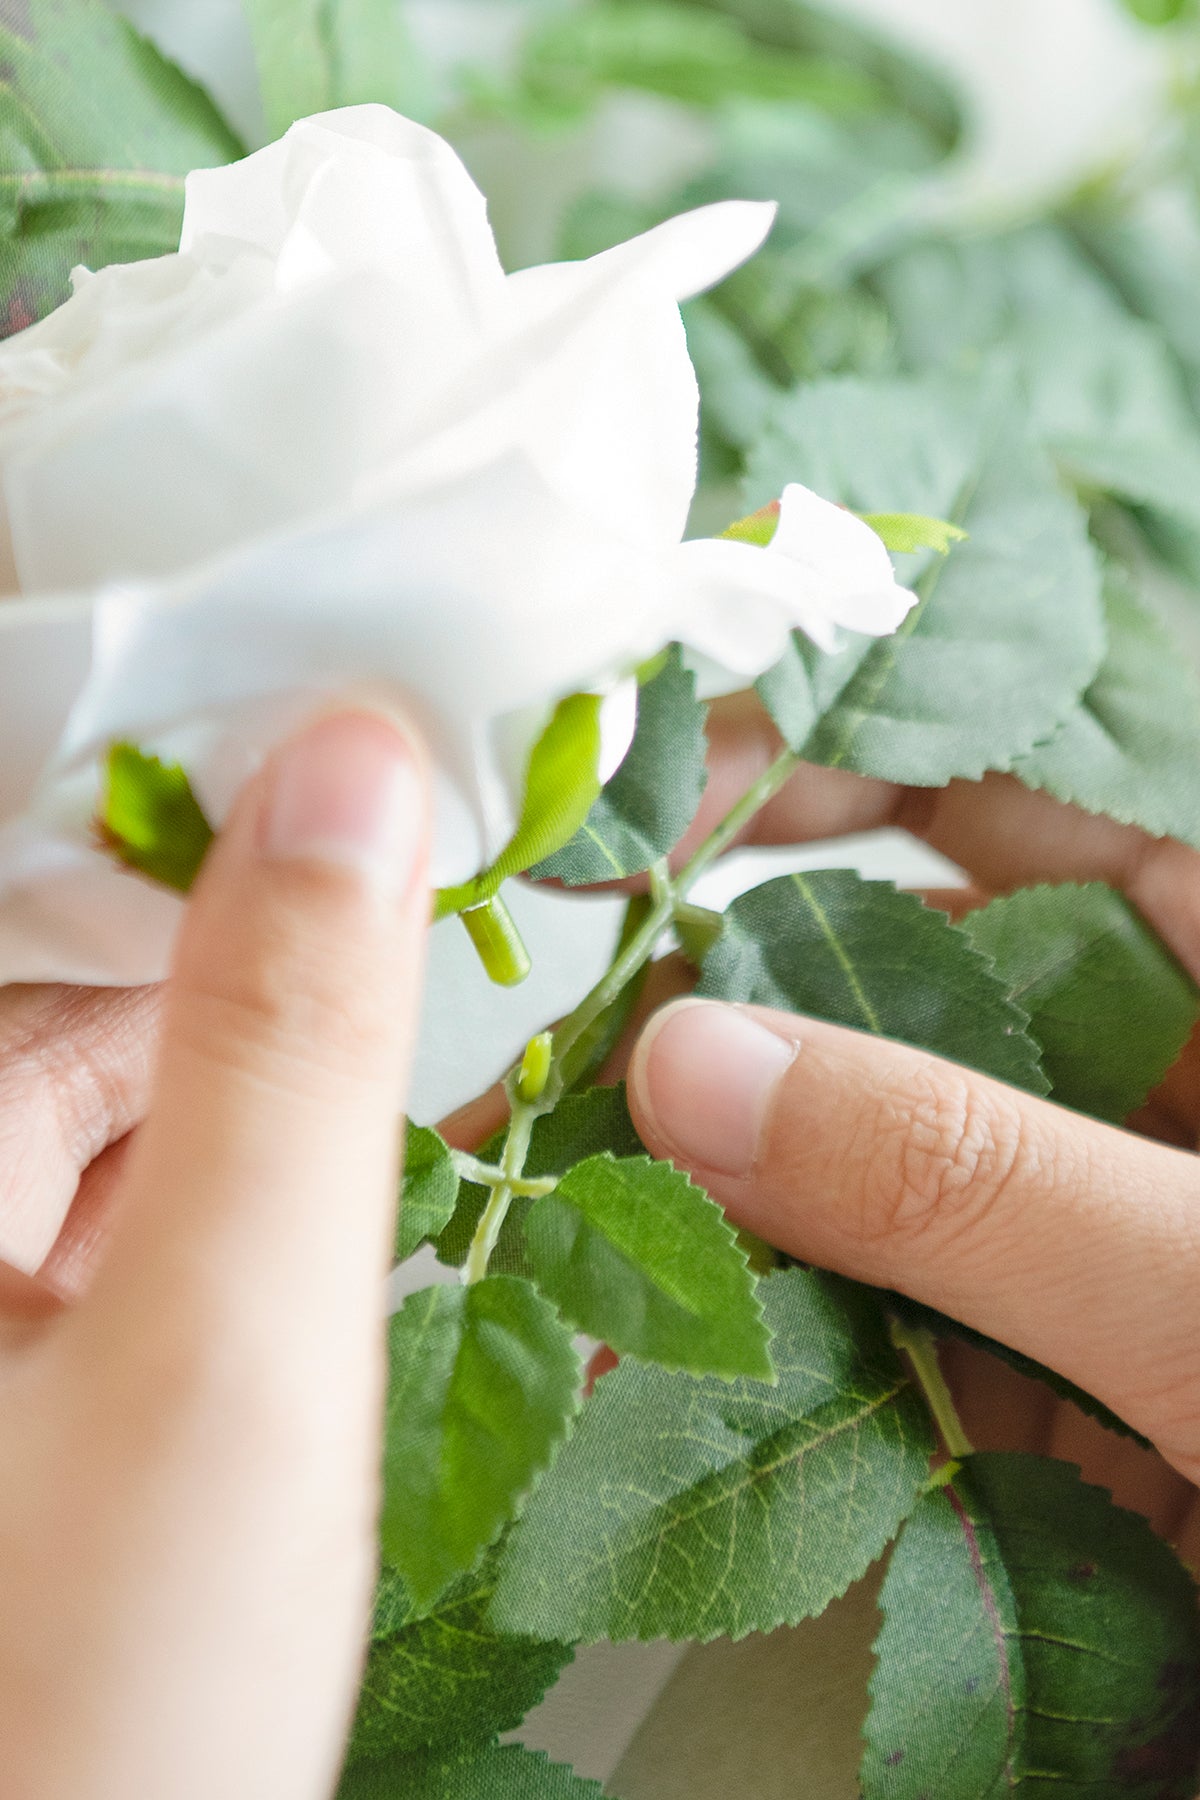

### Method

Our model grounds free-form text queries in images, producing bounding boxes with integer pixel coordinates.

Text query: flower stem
[676,747,800,894]
[890,1317,974,1461]
[462,752,802,1282]
[462,1092,540,1285]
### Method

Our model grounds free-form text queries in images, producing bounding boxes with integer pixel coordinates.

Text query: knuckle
[853,1059,1028,1251]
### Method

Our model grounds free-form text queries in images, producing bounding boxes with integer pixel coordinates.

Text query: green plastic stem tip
[517,1031,554,1104]
[461,895,533,988]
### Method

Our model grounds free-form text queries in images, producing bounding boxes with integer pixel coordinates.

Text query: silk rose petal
[0,107,910,989]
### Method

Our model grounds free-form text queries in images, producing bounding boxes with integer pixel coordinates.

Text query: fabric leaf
[348,1559,573,1767]
[749,376,1105,785]
[699,871,1049,1094]
[862,1454,1200,1798]
[962,883,1200,1124]
[396,1126,460,1265]
[0,0,243,333]
[381,1278,582,1610]
[524,1153,774,1381]
[490,1269,935,1643]
[99,743,215,894]
[338,1742,606,1800]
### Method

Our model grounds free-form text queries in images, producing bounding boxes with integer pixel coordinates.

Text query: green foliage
[534,651,708,886]
[339,1742,606,1800]
[963,883,1200,1123]
[99,743,215,893]
[863,1455,1200,1797]
[524,1154,774,1380]
[1016,573,1200,849]
[490,1270,935,1643]
[381,1278,582,1610]
[396,1126,460,1264]
[511,1,880,126]
[0,0,242,333]
[244,0,429,138]
[437,695,606,919]
[349,1560,573,1767]
[437,1085,645,1273]
[1122,0,1192,22]
[749,378,1105,784]
[700,871,1049,1094]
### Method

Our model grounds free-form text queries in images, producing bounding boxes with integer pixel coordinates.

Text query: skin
[0,708,433,1800]
[0,692,1197,1795]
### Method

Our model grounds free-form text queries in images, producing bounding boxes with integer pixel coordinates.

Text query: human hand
[0,709,430,1800]
[619,693,1200,1568]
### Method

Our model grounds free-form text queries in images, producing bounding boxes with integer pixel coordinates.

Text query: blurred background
[72,0,1200,1788]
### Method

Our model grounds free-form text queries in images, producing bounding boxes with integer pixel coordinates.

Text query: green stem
[676,747,800,894]
[462,751,802,1282]
[451,1152,558,1199]
[890,1318,974,1461]
[462,1094,539,1285]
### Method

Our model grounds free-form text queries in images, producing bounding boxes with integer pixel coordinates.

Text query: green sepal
[860,511,966,555]
[99,743,216,894]
[381,1277,582,1610]
[721,501,781,547]
[533,650,708,887]
[436,694,605,919]
[524,1153,775,1382]
[490,1270,935,1643]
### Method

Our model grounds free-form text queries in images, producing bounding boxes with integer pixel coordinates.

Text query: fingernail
[260,711,424,900]
[633,999,796,1179]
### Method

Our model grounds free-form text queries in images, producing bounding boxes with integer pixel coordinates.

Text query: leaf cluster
[10,3,1200,1793]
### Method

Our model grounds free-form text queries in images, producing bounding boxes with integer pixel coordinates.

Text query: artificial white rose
[0,104,915,989]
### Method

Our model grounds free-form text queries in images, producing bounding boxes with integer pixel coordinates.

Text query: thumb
[628,998,1200,1478]
[72,709,431,1373]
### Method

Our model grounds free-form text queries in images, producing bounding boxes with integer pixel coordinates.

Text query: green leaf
[381,1278,582,1610]
[533,652,708,886]
[0,0,243,333]
[514,2,880,124]
[436,1086,645,1274]
[962,883,1200,1124]
[490,1269,935,1643]
[349,1559,573,1768]
[749,377,1105,784]
[862,1454,1200,1798]
[99,743,215,894]
[244,0,429,138]
[436,695,605,919]
[700,871,1050,1094]
[1122,0,1191,24]
[339,1742,606,1800]
[876,228,1200,533]
[524,1154,774,1382]
[861,512,966,556]
[396,1126,460,1265]
[1016,572,1200,850]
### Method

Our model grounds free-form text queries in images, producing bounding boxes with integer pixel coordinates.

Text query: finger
[69,709,430,1384]
[0,983,162,1275]
[629,998,1200,1483]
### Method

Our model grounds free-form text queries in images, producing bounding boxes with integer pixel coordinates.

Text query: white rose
[0,105,915,989]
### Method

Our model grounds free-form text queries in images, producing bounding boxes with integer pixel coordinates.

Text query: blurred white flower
[0,105,911,987]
